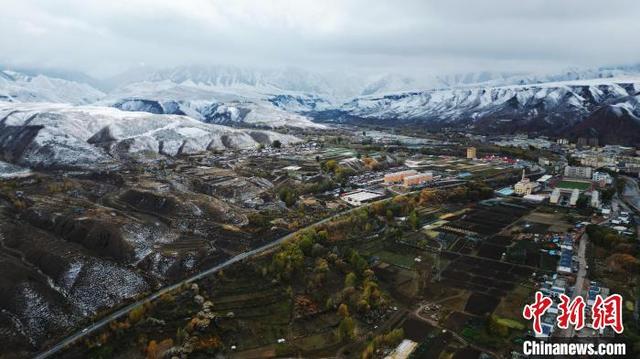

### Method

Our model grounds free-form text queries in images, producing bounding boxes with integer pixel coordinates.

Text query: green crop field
[556,180,591,191]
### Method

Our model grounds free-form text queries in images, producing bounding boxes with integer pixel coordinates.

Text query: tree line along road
[35,182,463,359]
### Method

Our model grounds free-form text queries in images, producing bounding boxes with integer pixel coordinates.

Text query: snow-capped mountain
[0,103,300,170]
[0,70,105,104]
[0,67,332,129]
[104,79,328,128]
[323,78,640,144]
[100,66,345,128]
[408,64,640,92]
[2,64,640,144]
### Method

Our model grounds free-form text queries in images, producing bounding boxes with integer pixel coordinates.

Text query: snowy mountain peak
[0,69,105,105]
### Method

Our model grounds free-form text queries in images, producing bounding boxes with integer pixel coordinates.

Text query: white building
[590,190,601,208]
[550,188,561,204]
[514,170,539,196]
[538,157,551,166]
[570,189,580,206]
[564,166,593,179]
[385,340,418,359]
[550,188,581,206]
[523,194,546,203]
[341,190,384,206]
[537,174,553,184]
[404,159,429,169]
[592,171,613,185]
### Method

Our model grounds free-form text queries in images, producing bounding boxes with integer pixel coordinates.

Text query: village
[14,129,631,359]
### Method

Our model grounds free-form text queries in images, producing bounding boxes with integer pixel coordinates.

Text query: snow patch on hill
[104,80,328,128]
[337,79,640,125]
[0,70,104,104]
[0,103,301,170]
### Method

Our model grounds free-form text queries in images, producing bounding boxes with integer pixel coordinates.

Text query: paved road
[33,180,491,358]
[564,232,588,338]
[33,200,370,359]
[35,179,457,359]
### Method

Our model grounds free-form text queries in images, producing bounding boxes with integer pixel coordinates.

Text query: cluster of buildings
[531,223,616,339]
[492,135,555,150]
[494,134,639,177]
[549,166,597,207]
[535,230,581,337]
[383,170,434,188]
[537,278,611,338]
[607,211,634,236]
[507,163,612,209]
[573,145,640,175]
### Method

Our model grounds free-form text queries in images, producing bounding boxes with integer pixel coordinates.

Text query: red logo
[523,292,624,335]
[557,294,585,331]
[592,294,624,334]
[523,291,553,334]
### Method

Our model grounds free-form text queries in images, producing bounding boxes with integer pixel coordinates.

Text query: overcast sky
[2,0,639,77]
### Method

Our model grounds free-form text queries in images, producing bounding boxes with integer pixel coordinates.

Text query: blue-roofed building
[496,187,514,196]
[550,278,567,298]
[557,249,573,274]
[540,282,552,296]
[560,235,573,251]
[537,314,557,338]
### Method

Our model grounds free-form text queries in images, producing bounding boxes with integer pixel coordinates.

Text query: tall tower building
[466,147,477,159]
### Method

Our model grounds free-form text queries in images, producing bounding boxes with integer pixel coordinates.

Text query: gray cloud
[2,0,639,77]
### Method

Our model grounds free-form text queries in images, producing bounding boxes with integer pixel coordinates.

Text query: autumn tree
[338,317,356,341]
[338,303,350,318]
[408,210,419,230]
[344,272,358,288]
[272,242,304,279]
[606,253,640,274]
[146,340,159,359]
[129,305,146,324]
[357,299,371,313]
[278,186,298,207]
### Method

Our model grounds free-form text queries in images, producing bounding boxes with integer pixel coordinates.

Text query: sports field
[556,180,591,191]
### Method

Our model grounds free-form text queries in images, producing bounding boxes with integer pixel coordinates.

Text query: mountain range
[1,64,640,153]
[326,78,640,137]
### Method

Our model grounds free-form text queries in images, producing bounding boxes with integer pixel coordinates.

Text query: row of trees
[361,328,404,359]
